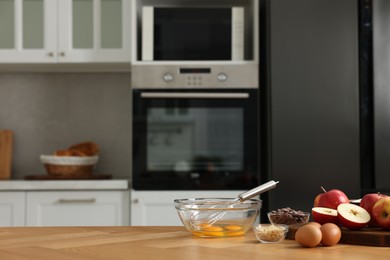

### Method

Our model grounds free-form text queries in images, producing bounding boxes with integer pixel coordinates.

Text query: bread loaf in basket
[41,141,99,177]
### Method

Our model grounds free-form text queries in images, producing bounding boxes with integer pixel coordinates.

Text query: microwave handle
[140,92,249,99]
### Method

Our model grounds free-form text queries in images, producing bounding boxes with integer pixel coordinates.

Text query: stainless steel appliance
[266,0,361,212]
[136,0,256,62]
[130,0,259,88]
[130,0,260,226]
[141,6,245,61]
[131,0,260,190]
[361,0,390,195]
[132,88,260,191]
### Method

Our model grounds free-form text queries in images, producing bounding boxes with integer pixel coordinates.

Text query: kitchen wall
[0,72,132,179]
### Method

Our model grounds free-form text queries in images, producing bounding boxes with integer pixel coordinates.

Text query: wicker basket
[43,164,94,177]
[40,155,99,178]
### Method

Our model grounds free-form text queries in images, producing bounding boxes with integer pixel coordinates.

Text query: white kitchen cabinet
[0,0,130,63]
[131,190,244,226]
[26,190,129,226]
[0,192,25,226]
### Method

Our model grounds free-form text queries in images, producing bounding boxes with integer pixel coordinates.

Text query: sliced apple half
[337,203,370,230]
[312,207,338,225]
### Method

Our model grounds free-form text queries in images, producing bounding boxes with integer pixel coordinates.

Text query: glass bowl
[174,198,262,238]
[267,208,310,225]
[253,224,289,243]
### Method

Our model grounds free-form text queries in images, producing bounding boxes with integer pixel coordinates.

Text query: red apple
[360,192,387,226]
[337,203,370,230]
[372,197,390,230]
[312,207,338,225]
[314,194,322,207]
[318,187,349,210]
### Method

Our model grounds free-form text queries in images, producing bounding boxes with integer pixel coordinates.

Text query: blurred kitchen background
[1,0,389,224]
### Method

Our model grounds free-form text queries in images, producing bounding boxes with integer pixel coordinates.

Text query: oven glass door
[132,89,259,190]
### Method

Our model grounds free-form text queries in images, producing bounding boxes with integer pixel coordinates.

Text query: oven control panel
[162,69,229,87]
[131,64,258,89]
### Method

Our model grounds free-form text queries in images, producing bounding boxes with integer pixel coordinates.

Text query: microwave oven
[141,6,245,61]
[131,0,259,88]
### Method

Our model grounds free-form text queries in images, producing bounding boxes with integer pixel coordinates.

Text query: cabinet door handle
[59,52,65,57]
[132,199,139,204]
[47,52,54,57]
[57,198,96,204]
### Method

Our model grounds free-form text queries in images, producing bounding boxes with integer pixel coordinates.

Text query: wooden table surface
[0,226,388,260]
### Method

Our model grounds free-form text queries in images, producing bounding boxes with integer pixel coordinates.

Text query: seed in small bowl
[253,224,289,243]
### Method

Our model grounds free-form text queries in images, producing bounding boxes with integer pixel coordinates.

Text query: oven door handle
[140,92,250,99]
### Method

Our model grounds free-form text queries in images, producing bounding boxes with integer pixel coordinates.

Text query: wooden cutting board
[0,130,13,179]
[287,224,390,247]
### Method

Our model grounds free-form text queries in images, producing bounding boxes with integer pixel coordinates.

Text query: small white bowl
[253,224,289,243]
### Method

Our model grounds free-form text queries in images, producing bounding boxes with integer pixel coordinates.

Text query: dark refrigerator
[262,0,361,213]
[355,0,390,196]
[370,0,390,194]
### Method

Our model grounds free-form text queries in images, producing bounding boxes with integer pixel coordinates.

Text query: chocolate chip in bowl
[267,207,310,225]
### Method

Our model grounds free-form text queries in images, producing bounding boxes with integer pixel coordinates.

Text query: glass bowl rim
[253,223,289,231]
[267,211,310,215]
[174,198,262,210]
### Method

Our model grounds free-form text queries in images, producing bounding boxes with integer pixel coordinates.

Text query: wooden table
[0,226,388,260]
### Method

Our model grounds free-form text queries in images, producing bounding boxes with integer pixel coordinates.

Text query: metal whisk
[189,180,279,227]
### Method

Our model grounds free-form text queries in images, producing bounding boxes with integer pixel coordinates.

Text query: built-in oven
[130,0,261,225]
[132,88,260,191]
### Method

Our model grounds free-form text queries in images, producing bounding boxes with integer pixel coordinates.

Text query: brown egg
[295,224,322,248]
[320,223,341,246]
[306,222,322,228]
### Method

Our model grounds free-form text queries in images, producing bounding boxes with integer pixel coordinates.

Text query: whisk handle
[238,180,279,201]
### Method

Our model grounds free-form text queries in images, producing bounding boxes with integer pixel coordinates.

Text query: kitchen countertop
[0,226,388,259]
[0,179,130,191]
